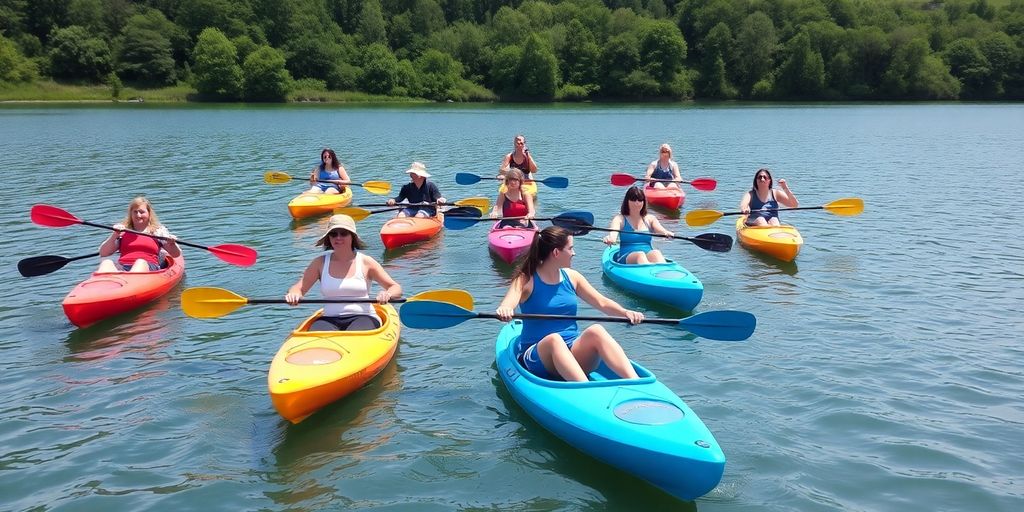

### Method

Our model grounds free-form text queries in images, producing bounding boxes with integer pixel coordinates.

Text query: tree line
[1,0,1022,101]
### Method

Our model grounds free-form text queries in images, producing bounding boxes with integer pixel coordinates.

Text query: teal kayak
[495,320,725,501]
[601,246,703,311]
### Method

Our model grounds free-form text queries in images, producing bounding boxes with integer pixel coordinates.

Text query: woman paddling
[490,168,536,228]
[602,186,674,264]
[285,214,402,331]
[97,196,181,273]
[643,143,682,189]
[386,162,446,218]
[496,226,643,382]
[306,147,351,194]
[499,134,538,180]
[739,168,798,226]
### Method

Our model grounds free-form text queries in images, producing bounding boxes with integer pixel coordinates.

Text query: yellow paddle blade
[334,207,373,221]
[362,181,392,195]
[824,197,864,216]
[181,287,248,318]
[264,171,293,184]
[408,289,473,310]
[685,209,724,227]
[455,197,490,212]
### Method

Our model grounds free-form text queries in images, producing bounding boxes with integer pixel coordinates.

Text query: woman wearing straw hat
[285,214,403,331]
[386,162,447,218]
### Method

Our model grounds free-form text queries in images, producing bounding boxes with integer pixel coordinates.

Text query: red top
[501,194,529,217]
[118,232,160,266]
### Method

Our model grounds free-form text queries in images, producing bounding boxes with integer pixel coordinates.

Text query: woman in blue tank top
[643,143,682,189]
[496,227,644,382]
[602,186,675,264]
[739,168,799,226]
[307,148,352,194]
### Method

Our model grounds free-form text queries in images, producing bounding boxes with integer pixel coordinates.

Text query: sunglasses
[757,175,770,181]
[660,149,670,154]
[328,230,351,237]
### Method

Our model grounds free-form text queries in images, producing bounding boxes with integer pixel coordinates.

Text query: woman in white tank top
[285,215,402,331]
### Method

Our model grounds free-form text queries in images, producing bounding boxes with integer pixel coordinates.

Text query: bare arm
[776,179,798,207]
[364,255,402,303]
[492,192,505,217]
[644,161,656,180]
[496,274,530,321]
[499,154,511,175]
[336,165,351,184]
[98,224,123,257]
[569,269,643,324]
[671,160,682,181]
[647,215,673,237]
[525,150,538,173]
[524,193,536,219]
[285,257,322,305]
[739,191,752,214]
[603,215,623,245]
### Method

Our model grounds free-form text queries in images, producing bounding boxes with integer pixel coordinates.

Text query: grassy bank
[0,81,435,103]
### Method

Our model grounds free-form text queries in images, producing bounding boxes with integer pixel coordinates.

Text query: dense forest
[1,0,1022,101]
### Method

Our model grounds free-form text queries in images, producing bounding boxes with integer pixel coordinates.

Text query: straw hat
[314,214,366,249]
[405,161,431,178]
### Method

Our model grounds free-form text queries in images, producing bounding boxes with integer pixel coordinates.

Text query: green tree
[48,25,112,82]
[776,31,825,97]
[176,0,252,39]
[0,0,27,37]
[243,45,292,101]
[491,6,530,46]
[116,13,176,85]
[360,42,399,94]
[943,37,992,97]
[699,23,736,98]
[979,32,1019,95]
[560,18,601,87]
[25,0,69,42]
[412,0,446,36]
[639,19,687,83]
[735,12,777,95]
[518,33,558,99]
[284,35,342,81]
[0,33,38,82]
[490,44,522,95]
[600,32,641,97]
[192,27,243,99]
[357,0,387,45]
[414,48,462,100]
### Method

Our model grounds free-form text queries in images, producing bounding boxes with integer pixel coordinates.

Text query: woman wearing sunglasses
[307,147,352,194]
[643,143,682,189]
[739,168,799,226]
[285,214,402,331]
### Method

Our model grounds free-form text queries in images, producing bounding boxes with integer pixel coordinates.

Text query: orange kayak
[62,255,185,328]
[269,304,399,423]
[379,216,442,250]
[735,217,803,262]
[644,186,685,209]
[287,188,353,219]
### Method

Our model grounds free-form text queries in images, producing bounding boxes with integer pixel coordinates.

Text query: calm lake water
[0,103,1021,511]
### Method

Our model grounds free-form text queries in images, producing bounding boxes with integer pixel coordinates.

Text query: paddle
[547,216,733,253]
[684,197,865,227]
[263,171,392,195]
[610,173,717,191]
[443,210,596,230]
[455,172,569,189]
[337,198,490,221]
[399,300,756,341]
[182,287,475,318]
[30,204,258,267]
[18,252,101,277]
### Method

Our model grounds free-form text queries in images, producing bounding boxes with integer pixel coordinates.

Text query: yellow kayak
[287,187,353,219]
[735,216,803,262]
[268,304,399,423]
[499,180,538,197]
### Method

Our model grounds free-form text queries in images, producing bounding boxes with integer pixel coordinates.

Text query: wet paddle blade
[684,209,724,227]
[444,206,483,218]
[182,287,249,318]
[689,233,733,252]
[678,310,756,341]
[30,204,83,228]
[334,207,373,221]
[209,244,258,267]
[361,181,391,195]
[540,176,570,188]
[610,173,638,186]
[455,197,490,212]
[409,289,474,310]
[689,177,717,191]
[264,171,293,184]
[399,300,477,329]
[444,215,483,230]
[18,255,74,277]
[455,172,483,185]
[825,198,864,216]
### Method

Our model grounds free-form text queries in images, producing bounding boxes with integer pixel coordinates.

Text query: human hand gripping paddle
[684,198,865,227]
[538,214,733,253]
[335,197,491,221]
[455,172,570,189]
[610,173,717,191]
[29,204,258,267]
[443,209,595,230]
[263,171,392,195]
[182,287,474,318]
[399,299,756,342]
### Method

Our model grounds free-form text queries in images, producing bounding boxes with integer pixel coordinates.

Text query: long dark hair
[319,148,340,171]
[516,226,571,279]
[752,168,773,191]
[619,185,648,216]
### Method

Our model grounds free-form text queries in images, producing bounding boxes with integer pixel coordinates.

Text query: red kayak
[379,217,442,250]
[644,186,685,209]
[62,255,185,328]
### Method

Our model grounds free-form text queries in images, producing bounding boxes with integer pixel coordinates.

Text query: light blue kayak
[495,320,725,501]
[601,246,704,311]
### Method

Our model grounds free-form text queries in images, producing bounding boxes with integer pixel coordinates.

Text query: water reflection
[380,233,444,265]
[63,290,179,364]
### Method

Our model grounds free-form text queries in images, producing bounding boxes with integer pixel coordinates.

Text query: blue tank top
[747,189,779,223]
[515,269,578,354]
[317,165,342,191]
[651,161,674,180]
[618,216,653,260]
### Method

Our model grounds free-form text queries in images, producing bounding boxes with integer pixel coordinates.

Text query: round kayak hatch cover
[613,399,684,425]
[285,347,342,365]
[653,269,689,280]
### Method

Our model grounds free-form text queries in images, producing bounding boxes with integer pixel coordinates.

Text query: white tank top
[320,253,381,322]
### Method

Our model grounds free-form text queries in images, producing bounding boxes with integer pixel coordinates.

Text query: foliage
[47,25,112,82]
[192,27,242,99]
[0,32,38,82]
[242,45,291,101]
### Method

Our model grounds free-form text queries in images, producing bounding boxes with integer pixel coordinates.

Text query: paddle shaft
[247,298,412,305]
[475,311,679,325]
[82,219,214,252]
[574,223,678,240]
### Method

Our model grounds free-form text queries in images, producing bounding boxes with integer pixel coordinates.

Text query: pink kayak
[644,186,685,209]
[487,221,537,263]
[62,254,185,328]
[380,216,442,250]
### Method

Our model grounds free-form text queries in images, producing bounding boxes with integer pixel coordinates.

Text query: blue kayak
[495,320,725,501]
[601,246,704,311]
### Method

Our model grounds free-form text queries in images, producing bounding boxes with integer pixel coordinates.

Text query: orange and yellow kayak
[268,304,400,424]
[499,180,538,197]
[287,187,353,219]
[735,216,803,262]
[379,216,442,250]
[62,255,185,328]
